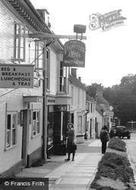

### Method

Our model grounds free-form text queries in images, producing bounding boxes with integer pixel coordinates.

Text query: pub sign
[63,40,85,67]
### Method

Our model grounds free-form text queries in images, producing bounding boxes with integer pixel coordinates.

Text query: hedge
[90,137,135,190]
[108,137,126,152]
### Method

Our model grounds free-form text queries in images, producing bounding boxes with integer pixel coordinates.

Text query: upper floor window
[91,103,93,113]
[14,23,26,62]
[71,86,74,105]
[35,41,43,69]
[46,49,50,90]
[60,63,67,92]
[78,88,81,106]
[6,112,17,149]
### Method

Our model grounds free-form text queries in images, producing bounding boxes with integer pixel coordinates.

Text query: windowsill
[4,144,17,152]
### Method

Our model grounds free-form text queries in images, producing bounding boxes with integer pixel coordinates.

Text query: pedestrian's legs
[68,152,70,160]
[65,152,70,161]
[102,141,107,154]
[72,151,75,161]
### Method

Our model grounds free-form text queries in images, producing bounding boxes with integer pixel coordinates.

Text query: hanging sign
[62,40,85,67]
[0,64,34,88]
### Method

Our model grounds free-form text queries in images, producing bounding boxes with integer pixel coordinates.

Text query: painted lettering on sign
[0,64,34,88]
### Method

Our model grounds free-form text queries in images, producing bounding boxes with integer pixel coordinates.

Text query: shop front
[53,105,70,155]
[47,95,70,155]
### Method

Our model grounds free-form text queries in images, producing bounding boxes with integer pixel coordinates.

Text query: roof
[69,75,86,91]
[4,0,63,50]
[96,104,104,116]
[5,0,49,32]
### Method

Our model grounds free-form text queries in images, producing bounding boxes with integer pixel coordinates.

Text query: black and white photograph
[0,0,136,189]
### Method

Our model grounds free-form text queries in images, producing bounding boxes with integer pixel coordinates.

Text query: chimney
[37,9,51,28]
[71,68,77,77]
[37,9,46,21]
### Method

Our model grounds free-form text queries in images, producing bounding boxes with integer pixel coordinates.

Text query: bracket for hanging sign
[28,32,87,40]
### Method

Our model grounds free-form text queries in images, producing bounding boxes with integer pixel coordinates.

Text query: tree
[86,83,103,98]
[103,74,136,125]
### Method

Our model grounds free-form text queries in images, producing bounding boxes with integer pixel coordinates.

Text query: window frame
[31,110,41,138]
[46,48,50,90]
[5,112,17,150]
[14,23,26,62]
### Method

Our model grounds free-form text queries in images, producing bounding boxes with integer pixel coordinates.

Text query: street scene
[14,133,136,189]
[0,0,136,189]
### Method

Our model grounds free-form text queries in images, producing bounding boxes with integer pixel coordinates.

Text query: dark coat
[66,128,77,153]
[100,129,109,142]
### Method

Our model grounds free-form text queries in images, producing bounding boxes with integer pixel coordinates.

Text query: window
[78,88,80,106]
[14,23,26,62]
[60,63,67,92]
[91,103,93,113]
[32,110,40,137]
[78,116,82,133]
[46,49,50,90]
[71,86,74,105]
[6,113,17,149]
[35,41,43,69]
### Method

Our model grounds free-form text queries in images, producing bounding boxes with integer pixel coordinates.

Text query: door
[21,110,29,166]
[90,119,92,138]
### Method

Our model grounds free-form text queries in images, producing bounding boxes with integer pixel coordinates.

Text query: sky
[31,0,136,87]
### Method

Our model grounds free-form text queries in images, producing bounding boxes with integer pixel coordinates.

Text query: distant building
[86,95,96,139]
[69,69,86,143]
[96,88,114,131]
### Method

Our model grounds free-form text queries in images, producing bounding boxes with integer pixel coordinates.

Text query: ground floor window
[32,110,40,137]
[78,115,82,133]
[6,112,17,149]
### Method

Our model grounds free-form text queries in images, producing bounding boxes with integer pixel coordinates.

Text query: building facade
[0,0,64,175]
[86,96,97,139]
[0,0,87,176]
[69,69,86,143]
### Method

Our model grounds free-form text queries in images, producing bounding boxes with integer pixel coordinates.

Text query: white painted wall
[0,99,22,173]
[28,103,43,155]
[69,83,86,141]
[49,49,57,95]
[95,110,103,137]
[0,2,43,173]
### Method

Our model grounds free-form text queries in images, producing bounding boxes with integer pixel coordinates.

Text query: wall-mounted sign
[0,64,34,88]
[62,40,85,67]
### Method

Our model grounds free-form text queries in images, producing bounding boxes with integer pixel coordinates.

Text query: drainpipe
[42,42,47,162]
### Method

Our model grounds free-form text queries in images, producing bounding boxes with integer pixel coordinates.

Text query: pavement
[16,135,136,190]
[16,139,102,190]
[125,133,136,183]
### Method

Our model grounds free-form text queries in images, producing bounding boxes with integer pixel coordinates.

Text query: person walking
[65,124,77,161]
[100,125,109,154]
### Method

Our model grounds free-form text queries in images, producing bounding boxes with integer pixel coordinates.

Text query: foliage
[87,74,136,125]
[90,138,135,190]
[86,83,103,98]
[108,137,126,152]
